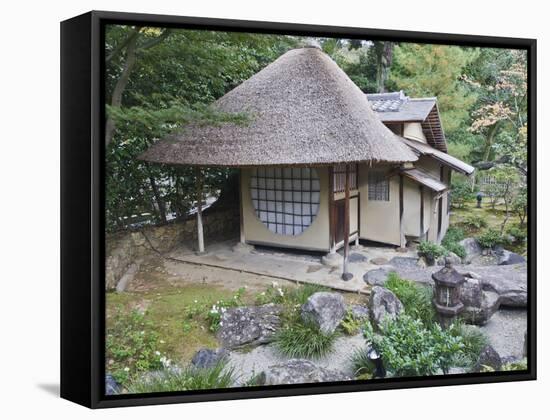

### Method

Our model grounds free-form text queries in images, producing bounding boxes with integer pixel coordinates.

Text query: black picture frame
[60,10,537,409]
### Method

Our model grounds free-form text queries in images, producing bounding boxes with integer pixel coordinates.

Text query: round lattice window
[250,167,321,236]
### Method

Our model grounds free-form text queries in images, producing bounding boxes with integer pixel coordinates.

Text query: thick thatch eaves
[140,47,418,167]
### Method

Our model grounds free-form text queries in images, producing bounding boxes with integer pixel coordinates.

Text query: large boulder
[388,256,420,270]
[474,345,502,372]
[256,359,350,385]
[191,348,229,369]
[469,264,527,307]
[461,277,500,325]
[459,238,482,264]
[349,304,370,321]
[436,252,462,266]
[217,304,282,349]
[498,250,526,266]
[105,374,121,395]
[301,292,346,334]
[363,267,394,286]
[368,286,404,329]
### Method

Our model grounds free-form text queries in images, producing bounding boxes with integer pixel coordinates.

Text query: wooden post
[420,186,425,241]
[399,174,406,248]
[196,167,205,254]
[328,166,336,254]
[238,169,245,244]
[342,164,353,281]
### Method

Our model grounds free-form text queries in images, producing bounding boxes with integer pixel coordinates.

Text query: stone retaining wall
[105,206,239,290]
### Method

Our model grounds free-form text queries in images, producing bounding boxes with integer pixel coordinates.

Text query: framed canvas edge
[60,10,537,409]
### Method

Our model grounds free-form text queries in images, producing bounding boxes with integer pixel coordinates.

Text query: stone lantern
[432,257,465,328]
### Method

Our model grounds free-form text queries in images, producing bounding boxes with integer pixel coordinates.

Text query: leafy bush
[506,225,527,244]
[512,187,527,227]
[384,272,435,325]
[340,310,362,335]
[476,228,508,249]
[417,241,448,264]
[106,309,164,385]
[451,180,474,209]
[449,323,487,369]
[350,347,376,379]
[442,227,466,259]
[461,214,489,231]
[364,315,465,376]
[274,319,337,359]
[127,361,235,393]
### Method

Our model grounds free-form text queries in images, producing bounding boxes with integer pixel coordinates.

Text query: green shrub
[126,361,235,393]
[106,309,164,385]
[476,228,508,249]
[442,227,466,259]
[206,287,246,332]
[506,225,527,244]
[449,323,487,369]
[461,214,489,231]
[274,319,337,359]
[350,347,376,378]
[502,359,528,371]
[418,241,448,264]
[340,310,362,335]
[384,272,435,325]
[451,180,474,209]
[364,315,465,377]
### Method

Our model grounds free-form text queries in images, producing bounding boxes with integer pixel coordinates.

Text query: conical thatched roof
[141,46,418,167]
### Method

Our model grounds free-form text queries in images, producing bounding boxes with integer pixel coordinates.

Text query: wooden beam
[420,186,425,241]
[238,169,245,244]
[342,164,353,281]
[196,167,205,254]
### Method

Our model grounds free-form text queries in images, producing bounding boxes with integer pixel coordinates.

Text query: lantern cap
[432,260,465,286]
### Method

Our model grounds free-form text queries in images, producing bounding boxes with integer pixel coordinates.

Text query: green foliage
[106,309,164,385]
[512,186,528,226]
[451,179,475,209]
[364,315,465,376]
[418,241,448,264]
[255,283,328,307]
[388,43,479,135]
[384,273,435,325]
[502,359,528,371]
[506,225,527,244]
[449,323,488,369]
[461,213,489,231]
[274,319,337,359]
[126,361,235,393]
[340,310,362,336]
[184,287,246,333]
[476,228,507,249]
[441,227,466,259]
[350,347,376,378]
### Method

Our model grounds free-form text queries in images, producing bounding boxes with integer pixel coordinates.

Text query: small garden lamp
[432,257,466,328]
[367,347,386,379]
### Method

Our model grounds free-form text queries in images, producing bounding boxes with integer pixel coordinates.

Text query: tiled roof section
[368,91,409,112]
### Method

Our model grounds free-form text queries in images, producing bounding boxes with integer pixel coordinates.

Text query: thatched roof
[141,47,418,167]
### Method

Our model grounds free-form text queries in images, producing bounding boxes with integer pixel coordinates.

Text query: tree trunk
[105,29,139,147]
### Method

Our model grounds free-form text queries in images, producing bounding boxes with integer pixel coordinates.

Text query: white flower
[261,292,266,296]
[123,367,130,372]
[272,281,279,288]
[277,287,284,297]
[155,351,161,356]
[194,300,198,303]
[160,340,165,344]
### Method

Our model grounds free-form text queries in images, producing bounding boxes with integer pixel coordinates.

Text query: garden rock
[459,238,482,264]
[217,304,282,349]
[368,286,404,329]
[191,348,229,369]
[462,290,501,325]
[474,344,502,372]
[301,292,346,334]
[321,252,343,267]
[256,359,350,385]
[436,252,462,266]
[371,257,389,265]
[105,374,121,395]
[349,253,368,263]
[470,264,527,307]
[498,250,526,266]
[349,304,370,321]
[363,267,394,286]
[388,256,419,270]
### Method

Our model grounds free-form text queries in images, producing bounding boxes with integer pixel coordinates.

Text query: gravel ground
[227,334,366,385]
[480,309,527,362]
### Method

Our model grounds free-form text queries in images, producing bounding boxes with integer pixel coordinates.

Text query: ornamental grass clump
[384,272,436,325]
[127,361,235,393]
[449,323,487,369]
[274,318,337,359]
